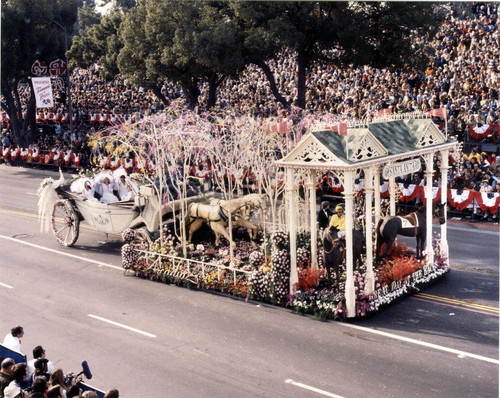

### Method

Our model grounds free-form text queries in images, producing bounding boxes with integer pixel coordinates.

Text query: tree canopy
[69,1,441,112]
[1,0,77,146]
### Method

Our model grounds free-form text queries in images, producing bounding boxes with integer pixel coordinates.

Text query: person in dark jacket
[317,201,333,230]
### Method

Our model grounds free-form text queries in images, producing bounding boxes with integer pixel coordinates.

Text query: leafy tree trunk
[151,85,171,107]
[206,74,223,109]
[182,82,200,110]
[1,79,36,147]
[296,49,309,110]
[253,59,290,110]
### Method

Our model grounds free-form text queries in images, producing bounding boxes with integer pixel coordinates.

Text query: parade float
[38,106,458,320]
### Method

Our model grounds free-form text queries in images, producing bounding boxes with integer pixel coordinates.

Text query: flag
[331,122,348,136]
[278,120,289,134]
[428,107,447,119]
[32,77,54,108]
[375,108,392,117]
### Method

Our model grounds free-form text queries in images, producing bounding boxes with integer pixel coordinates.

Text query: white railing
[137,250,252,283]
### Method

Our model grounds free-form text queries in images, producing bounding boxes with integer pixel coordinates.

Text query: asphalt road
[0,166,498,398]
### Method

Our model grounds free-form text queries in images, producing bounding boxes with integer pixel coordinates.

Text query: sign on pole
[32,77,54,108]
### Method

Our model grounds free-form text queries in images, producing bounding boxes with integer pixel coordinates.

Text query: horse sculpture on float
[375,203,446,260]
[322,225,364,289]
[208,197,259,241]
[186,194,266,249]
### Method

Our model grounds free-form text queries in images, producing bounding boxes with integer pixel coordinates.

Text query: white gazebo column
[440,149,449,260]
[424,153,434,266]
[344,170,356,317]
[374,166,381,227]
[389,174,396,216]
[307,170,318,269]
[286,168,298,293]
[364,167,375,294]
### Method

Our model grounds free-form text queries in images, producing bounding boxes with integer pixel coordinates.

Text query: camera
[64,372,75,385]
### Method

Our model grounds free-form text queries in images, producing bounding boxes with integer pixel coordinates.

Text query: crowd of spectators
[0,3,498,221]
[1,326,119,398]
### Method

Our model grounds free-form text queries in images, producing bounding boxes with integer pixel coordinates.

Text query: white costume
[98,181,119,203]
[2,333,23,354]
[116,177,138,201]
[82,185,99,202]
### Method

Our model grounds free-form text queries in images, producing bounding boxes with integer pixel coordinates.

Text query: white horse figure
[187,193,266,249]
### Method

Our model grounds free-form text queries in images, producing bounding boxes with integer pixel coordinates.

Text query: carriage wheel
[134,228,152,250]
[51,199,80,246]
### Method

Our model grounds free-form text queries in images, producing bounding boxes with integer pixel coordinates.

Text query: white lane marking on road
[0,234,122,270]
[285,379,345,398]
[25,192,38,196]
[0,282,14,289]
[88,314,157,338]
[194,349,210,356]
[339,322,499,365]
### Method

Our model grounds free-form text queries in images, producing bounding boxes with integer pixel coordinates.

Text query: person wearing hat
[30,359,50,383]
[317,201,333,230]
[0,358,15,396]
[329,204,346,238]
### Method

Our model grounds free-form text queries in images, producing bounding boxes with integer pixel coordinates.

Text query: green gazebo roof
[277,118,456,170]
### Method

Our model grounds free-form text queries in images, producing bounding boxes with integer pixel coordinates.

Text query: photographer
[48,369,76,397]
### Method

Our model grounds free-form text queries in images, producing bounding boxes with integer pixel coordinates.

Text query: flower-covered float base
[121,228,449,321]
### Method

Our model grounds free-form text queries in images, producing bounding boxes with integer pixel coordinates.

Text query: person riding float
[329,205,346,239]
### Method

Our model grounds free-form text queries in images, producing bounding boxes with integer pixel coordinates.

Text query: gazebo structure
[276,117,457,317]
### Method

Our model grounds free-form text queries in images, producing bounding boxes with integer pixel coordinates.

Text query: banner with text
[32,77,54,108]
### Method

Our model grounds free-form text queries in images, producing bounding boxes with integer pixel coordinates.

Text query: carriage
[38,172,208,247]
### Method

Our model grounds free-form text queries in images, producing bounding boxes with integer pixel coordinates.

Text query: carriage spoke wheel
[134,228,152,250]
[51,199,80,246]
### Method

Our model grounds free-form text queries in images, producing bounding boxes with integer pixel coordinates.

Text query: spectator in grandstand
[29,376,48,398]
[2,326,24,354]
[0,358,15,396]
[3,363,28,398]
[103,389,119,398]
[27,346,55,379]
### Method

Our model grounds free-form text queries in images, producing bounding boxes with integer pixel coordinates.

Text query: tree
[231,1,441,110]
[1,0,77,146]
[117,1,248,110]
[68,8,123,79]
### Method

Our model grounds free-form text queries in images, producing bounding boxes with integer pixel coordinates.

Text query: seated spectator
[66,385,81,398]
[104,390,119,398]
[48,369,73,392]
[47,385,64,398]
[0,358,15,396]
[30,359,50,384]
[2,326,24,354]
[29,376,48,398]
[28,346,55,379]
[3,363,29,398]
